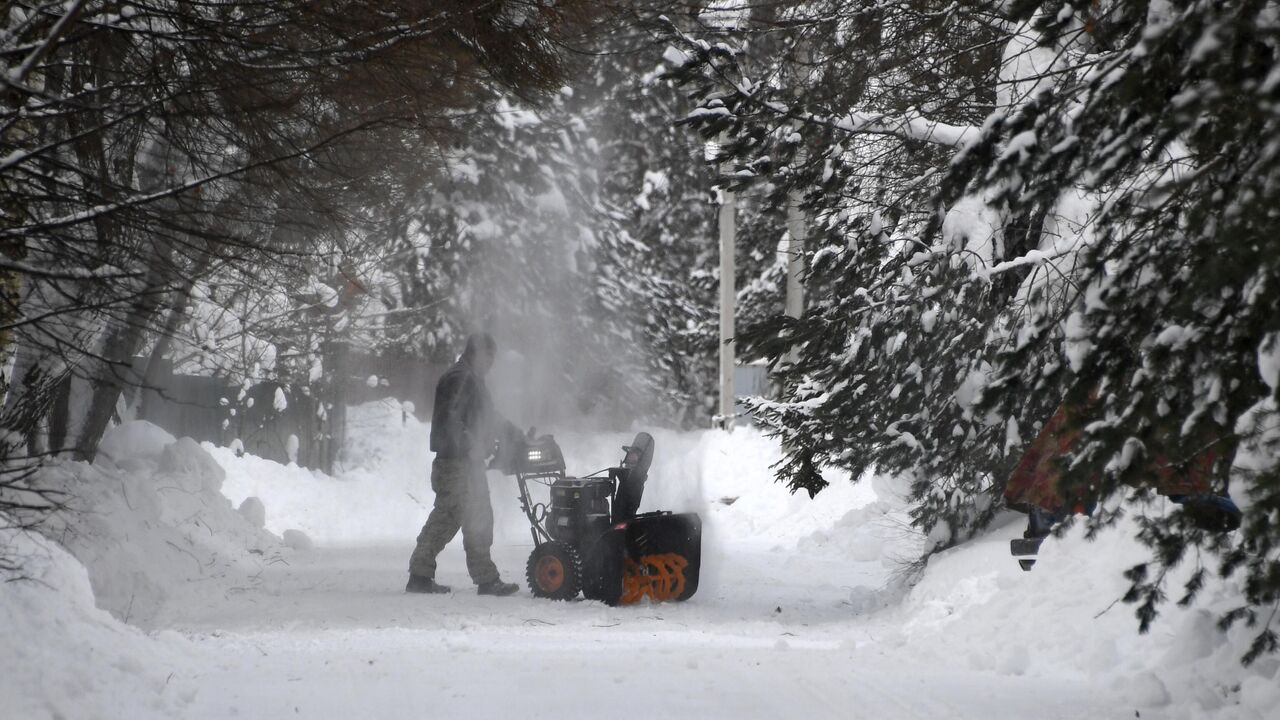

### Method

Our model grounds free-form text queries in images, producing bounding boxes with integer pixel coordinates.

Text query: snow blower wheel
[526,542,582,600]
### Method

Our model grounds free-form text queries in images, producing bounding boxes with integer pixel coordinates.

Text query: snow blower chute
[492,430,701,605]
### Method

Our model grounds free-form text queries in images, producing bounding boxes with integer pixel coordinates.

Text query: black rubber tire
[526,542,583,601]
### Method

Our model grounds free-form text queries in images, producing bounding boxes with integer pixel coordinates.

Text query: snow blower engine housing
[492,429,701,605]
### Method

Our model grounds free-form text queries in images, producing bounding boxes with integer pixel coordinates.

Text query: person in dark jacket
[406,333,520,596]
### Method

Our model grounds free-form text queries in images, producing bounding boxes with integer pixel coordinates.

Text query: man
[406,333,520,596]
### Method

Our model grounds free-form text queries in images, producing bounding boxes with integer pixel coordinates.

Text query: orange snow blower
[492,430,701,605]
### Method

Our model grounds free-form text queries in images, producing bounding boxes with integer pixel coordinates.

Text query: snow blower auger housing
[492,430,701,605]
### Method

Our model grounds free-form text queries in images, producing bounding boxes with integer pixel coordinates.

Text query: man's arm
[470,378,520,457]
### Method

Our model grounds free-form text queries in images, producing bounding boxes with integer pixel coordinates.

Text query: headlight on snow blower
[516,437,566,475]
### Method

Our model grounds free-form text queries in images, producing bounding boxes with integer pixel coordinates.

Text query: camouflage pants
[408,457,500,585]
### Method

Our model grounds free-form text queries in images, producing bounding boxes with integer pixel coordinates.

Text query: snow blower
[491,429,701,605]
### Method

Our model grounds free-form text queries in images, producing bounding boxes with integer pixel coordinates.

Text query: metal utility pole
[784,190,806,322]
[716,140,736,431]
[781,133,809,373]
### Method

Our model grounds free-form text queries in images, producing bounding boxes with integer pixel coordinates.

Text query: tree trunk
[73,241,174,461]
[131,267,203,420]
[320,338,350,474]
[46,375,73,455]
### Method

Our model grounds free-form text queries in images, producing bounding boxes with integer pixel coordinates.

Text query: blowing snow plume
[383,86,719,432]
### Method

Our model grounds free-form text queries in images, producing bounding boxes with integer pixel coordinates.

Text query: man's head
[462,332,497,374]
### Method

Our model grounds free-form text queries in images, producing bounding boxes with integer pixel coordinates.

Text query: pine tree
[662,0,1280,662]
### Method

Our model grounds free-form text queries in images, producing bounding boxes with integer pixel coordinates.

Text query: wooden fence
[133,352,449,471]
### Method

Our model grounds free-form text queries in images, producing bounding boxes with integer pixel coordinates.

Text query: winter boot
[1169,494,1243,532]
[406,574,450,594]
[477,578,519,596]
[1010,507,1061,571]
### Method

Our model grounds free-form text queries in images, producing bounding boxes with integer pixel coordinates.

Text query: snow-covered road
[11,406,1268,719]
[166,542,1122,720]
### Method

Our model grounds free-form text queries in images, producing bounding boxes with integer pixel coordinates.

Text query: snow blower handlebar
[490,429,566,546]
[491,429,657,544]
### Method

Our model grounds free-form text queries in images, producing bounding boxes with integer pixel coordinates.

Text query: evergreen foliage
[662,0,1280,661]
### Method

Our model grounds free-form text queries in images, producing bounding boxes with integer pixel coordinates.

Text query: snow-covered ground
[3,400,1277,719]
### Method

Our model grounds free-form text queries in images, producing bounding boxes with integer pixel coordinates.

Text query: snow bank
[0,525,198,719]
[33,421,286,628]
[879,511,1279,719]
[206,400,434,545]
[0,420,292,718]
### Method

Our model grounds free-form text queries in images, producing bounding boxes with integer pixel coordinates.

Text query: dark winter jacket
[429,358,505,460]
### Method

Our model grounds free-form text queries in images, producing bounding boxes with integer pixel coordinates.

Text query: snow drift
[1,420,292,718]
[31,421,287,628]
[0,527,199,719]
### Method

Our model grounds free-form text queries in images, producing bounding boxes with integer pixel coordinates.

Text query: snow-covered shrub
[665,1,1280,661]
